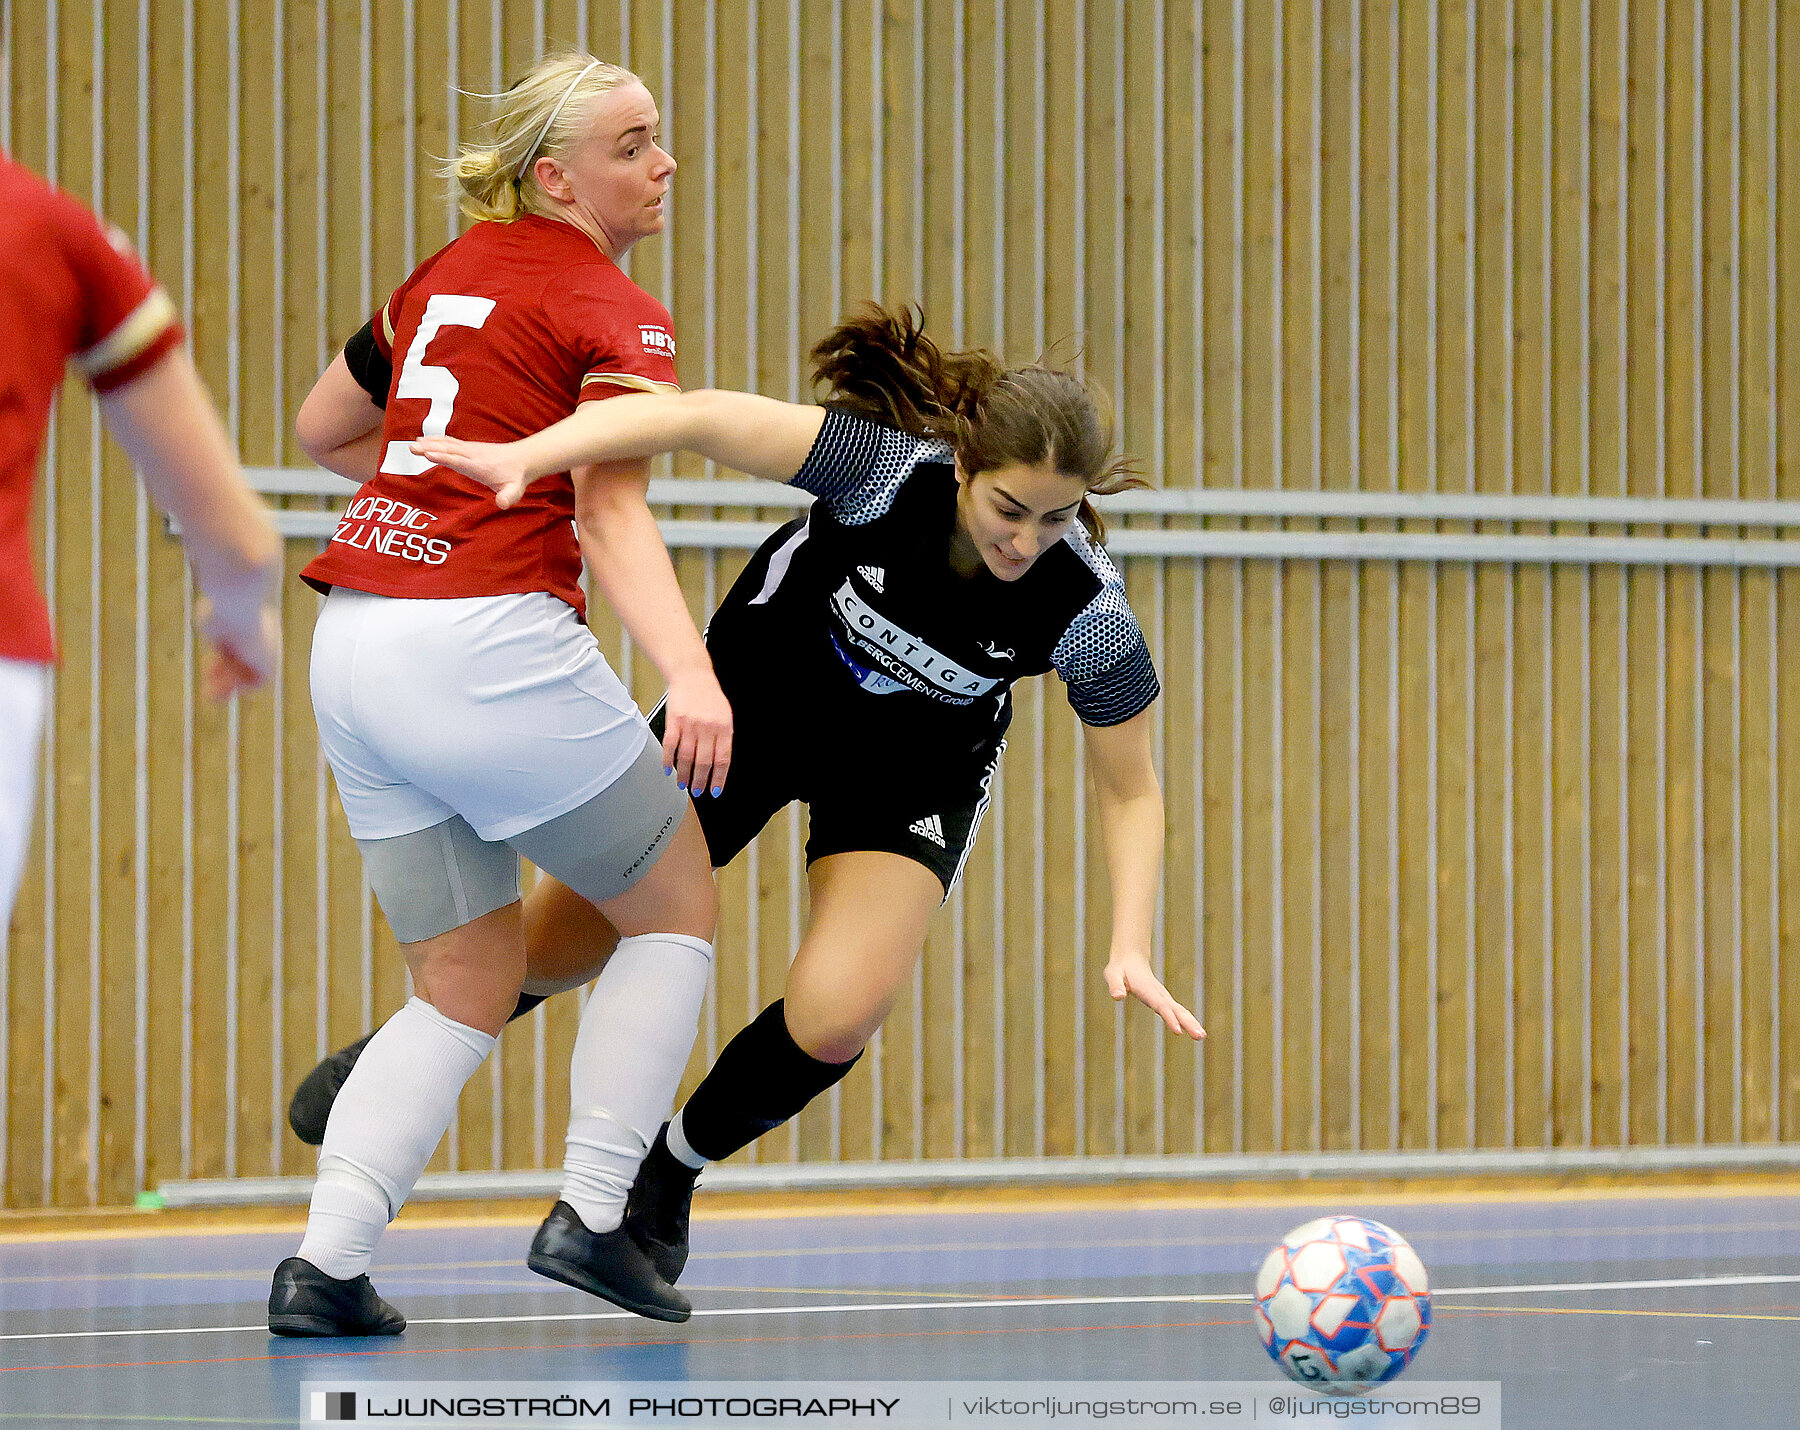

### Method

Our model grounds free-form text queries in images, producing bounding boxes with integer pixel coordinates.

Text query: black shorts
[648,703,1001,899]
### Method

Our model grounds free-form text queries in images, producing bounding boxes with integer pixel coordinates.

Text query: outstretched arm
[412,389,828,508]
[1081,707,1205,1040]
[99,349,282,700]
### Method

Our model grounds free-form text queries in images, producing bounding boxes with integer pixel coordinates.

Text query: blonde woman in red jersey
[270,54,723,1335]
[0,153,280,939]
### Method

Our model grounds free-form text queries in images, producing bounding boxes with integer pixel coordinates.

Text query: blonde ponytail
[448,146,528,223]
[442,52,637,223]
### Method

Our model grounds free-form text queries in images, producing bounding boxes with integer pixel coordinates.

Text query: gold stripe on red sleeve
[580,372,682,397]
[73,288,177,382]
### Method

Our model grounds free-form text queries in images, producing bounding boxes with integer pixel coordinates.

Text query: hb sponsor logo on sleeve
[638,324,676,360]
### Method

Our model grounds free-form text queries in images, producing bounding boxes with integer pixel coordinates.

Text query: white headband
[515,60,602,183]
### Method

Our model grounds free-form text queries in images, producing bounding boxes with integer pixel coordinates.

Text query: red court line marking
[0,1317,1241,1377]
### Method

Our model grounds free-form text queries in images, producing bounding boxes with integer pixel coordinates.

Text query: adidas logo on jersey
[856,565,886,593]
[908,814,945,847]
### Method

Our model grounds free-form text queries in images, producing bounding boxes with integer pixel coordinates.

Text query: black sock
[644,1125,699,1183]
[678,1000,862,1162]
[509,991,546,1023]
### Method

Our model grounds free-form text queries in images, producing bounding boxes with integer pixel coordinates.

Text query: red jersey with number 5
[300,215,679,619]
[1,153,184,663]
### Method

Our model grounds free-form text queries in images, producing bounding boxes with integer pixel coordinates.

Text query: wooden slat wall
[4,0,1798,1208]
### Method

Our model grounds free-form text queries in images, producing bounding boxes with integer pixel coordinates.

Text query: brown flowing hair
[808,304,1146,541]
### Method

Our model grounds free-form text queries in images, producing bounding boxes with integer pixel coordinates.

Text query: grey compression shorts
[355,731,687,944]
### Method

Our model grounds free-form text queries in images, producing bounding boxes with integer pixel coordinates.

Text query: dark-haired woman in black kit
[296,304,1205,1288]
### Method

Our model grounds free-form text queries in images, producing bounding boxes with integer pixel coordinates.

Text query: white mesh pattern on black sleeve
[790,408,952,525]
[1051,528,1161,727]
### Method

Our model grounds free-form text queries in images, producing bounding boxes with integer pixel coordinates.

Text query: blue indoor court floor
[1,1186,1796,1429]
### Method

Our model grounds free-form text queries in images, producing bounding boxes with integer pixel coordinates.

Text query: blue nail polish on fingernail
[711,787,722,798]
[664,766,674,777]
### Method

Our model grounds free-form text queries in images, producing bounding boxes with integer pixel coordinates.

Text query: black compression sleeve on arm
[342,319,392,408]
[677,1000,862,1161]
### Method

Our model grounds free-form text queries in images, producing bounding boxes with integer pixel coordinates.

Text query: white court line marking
[4,1273,1800,1346]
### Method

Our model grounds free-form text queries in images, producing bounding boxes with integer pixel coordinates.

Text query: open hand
[1104,949,1206,1039]
[411,436,533,508]
[662,664,734,798]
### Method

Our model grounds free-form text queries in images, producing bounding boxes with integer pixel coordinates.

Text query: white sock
[296,996,495,1279]
[560,932,714,1232]
[0,657,47,927]
[664,1109,709,1171]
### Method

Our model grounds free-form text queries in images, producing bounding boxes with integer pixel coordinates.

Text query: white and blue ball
[1253,1216,1431,1395]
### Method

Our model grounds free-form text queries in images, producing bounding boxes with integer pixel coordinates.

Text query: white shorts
[310,588,653,842]
[0,656,49,926]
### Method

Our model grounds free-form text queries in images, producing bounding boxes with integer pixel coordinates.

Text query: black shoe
[267,1256,405,1337]
[287,1033,375,1146]
[624,1123,700,1285]
[528,1201,691,1323]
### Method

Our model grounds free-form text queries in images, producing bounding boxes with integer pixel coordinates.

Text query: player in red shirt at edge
[268,53,728,1336]
[0,153,280,948]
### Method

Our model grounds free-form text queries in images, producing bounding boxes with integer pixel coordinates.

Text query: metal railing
[246,468,1800,567]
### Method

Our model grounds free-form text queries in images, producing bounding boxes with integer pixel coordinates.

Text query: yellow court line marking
[0,1257,522,1285]
[675,1178,1800,1222]
[0,1254,1131,1299]
[6,1177,1800,1244]
[0,1223,315,1246]
[10,1210,1800,1255]
[7,1273,1800,1346]
[654,1219,1800,1265]
[675,1285,1040,1301]
[361,1276,532,1293]
[1447,1304,1800,1323]
[0,1416,286,1426]
[8,1215,1797,1283]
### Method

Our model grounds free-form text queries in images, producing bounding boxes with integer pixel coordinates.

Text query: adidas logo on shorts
[908,814,945,847]
[856,564,886,593]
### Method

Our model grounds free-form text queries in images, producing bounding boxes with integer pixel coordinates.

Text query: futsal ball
[1252,1216,1431,1395]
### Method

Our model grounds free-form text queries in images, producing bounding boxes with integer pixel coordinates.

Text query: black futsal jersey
[705,407,1159,775]
[668,407,1161,889]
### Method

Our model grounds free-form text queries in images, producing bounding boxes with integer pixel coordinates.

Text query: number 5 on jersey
[380,293,497,477]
